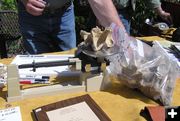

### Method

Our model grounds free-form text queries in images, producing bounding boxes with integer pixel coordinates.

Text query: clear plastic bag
[106,24,180,106]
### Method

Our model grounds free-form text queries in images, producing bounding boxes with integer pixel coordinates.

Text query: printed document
[46,102,100,121]
[0,107,22,121]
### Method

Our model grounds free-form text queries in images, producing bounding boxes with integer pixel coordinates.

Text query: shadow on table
[103,77,160,105]
[0,88,7,101]
[0,74,161,105]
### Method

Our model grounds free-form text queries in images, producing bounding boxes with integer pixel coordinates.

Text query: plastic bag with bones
[106,24,180,106]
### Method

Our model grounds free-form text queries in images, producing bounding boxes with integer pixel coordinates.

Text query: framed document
[33,95,111,121]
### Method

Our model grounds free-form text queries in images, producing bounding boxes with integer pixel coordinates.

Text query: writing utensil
[19,55,45,58]
[20,79,48,84]
[20,80,32,84]
[20,75,50,79]
[20,78,49,84]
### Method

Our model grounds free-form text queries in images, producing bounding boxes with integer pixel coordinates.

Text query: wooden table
[0,36,180,121]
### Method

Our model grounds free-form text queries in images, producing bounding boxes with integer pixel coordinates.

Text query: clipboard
[32,94,111,121]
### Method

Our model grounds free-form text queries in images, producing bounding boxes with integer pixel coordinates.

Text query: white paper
[11,55,74,76]
[46,102,100,121]
[0,107,22,121]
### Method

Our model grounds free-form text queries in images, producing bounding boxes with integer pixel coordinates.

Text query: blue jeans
[18,2,76,54]
[117,8,131,34]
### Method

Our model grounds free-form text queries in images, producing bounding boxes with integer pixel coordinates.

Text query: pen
[20,78,49,84]
[20,75,50,79]
[19,55,45,58]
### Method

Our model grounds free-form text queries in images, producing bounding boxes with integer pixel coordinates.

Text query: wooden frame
[33,94,111,121]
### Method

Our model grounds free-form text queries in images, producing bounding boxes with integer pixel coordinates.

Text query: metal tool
[77,42,120,58]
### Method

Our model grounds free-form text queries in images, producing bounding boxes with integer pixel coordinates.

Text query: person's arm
[148,0,172,24]
[21,0,46,16]
[88,0,125,30]
[154,6,172,24]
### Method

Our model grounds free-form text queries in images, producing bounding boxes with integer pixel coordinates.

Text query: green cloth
[147,0,161,8]
[114,0,161,10]
[113,0,130,9]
